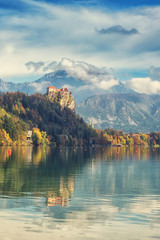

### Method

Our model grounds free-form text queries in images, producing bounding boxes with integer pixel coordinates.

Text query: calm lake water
[0,146,160,240]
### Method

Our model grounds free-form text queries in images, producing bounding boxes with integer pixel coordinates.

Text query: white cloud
[94,79,119,90]
[56,58,116,86]
[25,61,45,71]
[126,77,160,94]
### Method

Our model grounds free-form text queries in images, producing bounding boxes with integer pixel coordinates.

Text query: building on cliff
[47,86,71,95]
[46,86,75,112]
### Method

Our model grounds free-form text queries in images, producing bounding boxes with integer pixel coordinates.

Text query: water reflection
[0,146,160,239]
[0,146,160,199]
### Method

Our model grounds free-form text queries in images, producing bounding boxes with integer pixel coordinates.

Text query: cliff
[46,86,75,112]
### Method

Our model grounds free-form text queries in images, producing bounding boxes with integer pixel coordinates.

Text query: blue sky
[1,0,159,9]
[0,0,160,94]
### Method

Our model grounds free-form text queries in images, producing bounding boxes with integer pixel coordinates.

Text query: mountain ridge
[76,93,160,133]
[0,70,137,103]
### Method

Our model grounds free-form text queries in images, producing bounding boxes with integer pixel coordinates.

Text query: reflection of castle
[46,176,75,207]
[47,196,68,207]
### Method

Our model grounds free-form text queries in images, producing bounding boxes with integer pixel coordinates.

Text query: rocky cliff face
[47,87,76,112]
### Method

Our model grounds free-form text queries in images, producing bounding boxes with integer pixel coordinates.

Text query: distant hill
[77,93,160,133]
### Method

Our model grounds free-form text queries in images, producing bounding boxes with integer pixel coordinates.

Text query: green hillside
[0,92,96,146]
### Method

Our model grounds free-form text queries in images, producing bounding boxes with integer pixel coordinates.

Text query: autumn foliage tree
[0,129,12,146]
[32,128,42,146]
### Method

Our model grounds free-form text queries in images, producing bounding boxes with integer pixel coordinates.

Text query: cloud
[149,66,160,80]
[95,79,119,89]
[25,61,45,71]
[56,58,114,83]
[24,58,119,90]
[46,58,119,89]
[25,60,58,73]
[43,61,57,71]
[97,25,139,35]
[126,77,160,94]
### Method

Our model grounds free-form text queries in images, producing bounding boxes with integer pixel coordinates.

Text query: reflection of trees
[0,147,90,203]
[1,146,160,208]
[76,147,160,210]
[91,146,152,162]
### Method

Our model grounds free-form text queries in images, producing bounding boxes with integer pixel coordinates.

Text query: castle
[47,86,72,95]
[46,86,75,112]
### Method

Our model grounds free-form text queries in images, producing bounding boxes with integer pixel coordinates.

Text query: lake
[0,146,160,240]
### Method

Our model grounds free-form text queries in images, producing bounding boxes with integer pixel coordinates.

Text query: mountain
[0,71,86,95]
[0,78,29,93]
[0,71,136,103]
[76,93,160,133]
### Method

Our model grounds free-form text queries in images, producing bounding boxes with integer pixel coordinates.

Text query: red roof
[48,86,69,92]
[48,86,56,89]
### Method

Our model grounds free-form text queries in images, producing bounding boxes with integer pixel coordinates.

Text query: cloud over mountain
[25,61,57,72]
[25,58,119,90]
[126,77,160,94]
[25,61,45,71]
[25,58,160,94]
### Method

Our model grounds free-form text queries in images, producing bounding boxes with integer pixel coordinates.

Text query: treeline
[94,129,160,147]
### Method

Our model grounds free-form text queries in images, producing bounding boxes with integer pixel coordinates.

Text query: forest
[0,91,160,147]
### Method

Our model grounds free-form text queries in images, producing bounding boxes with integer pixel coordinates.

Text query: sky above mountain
[0,0,160,93]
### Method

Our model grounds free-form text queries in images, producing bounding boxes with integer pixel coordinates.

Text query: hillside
[0,92,96,146]
[77,93,160,133]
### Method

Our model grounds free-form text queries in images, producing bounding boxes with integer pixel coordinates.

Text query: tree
[140,134,148,142]
[126,136,134,146]
[119,136,126,145]
[103,133,113,145]
[32,128,42,146]
[152,139,156,146]
[41,131,50,145]
[0,129,12,145]
[3,115,18,141]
